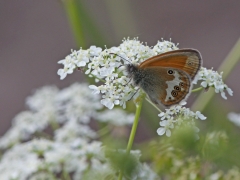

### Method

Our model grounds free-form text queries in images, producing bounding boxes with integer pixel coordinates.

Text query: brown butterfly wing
[139,67,192,107]
[139,49,202,80]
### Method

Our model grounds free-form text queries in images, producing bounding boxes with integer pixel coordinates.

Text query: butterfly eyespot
[179,82,184,87]
[171,90,178,97]
[174,85,181,91]
[167,70,174,75]
[187,61,193,66]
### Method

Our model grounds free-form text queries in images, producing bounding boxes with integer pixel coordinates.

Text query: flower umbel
[58,38,233,110]
[157,102,206,137]
[193,67,233,99]
[58,38,179,109]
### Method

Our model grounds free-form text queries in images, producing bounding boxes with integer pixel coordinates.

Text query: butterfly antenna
[109,53,131,64]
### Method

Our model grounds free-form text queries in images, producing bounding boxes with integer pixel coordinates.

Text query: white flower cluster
[0,83,134,149]
[0,83,158,180]
[193,67,233,99]
[0,139,102,180]
[157,102,206,137]
[58,38,179,109]
[58,38,234,110]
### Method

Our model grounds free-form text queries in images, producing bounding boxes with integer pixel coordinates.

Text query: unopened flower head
[157,102,206,137]
[58,38,179,109]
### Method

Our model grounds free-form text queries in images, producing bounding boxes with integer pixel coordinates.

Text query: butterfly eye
[171,90,178,97]
[174,85,181,91]
[167,70,174,75]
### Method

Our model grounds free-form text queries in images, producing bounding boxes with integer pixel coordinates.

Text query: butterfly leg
[127,88,140,101]
[122,78,133,87]
[148,95,158,104]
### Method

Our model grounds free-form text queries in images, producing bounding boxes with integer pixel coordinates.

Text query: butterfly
[125,49,202,107]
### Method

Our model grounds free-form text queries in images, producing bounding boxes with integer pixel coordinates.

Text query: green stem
[118,170,124,180]
[103,0,137,40]
[97,125,111,137]
[118,97,144,180]
[63,0,86,47]
[62,169,71,180]
[126,99,143,153]
[191,87,203,93]
[192,38,240,111]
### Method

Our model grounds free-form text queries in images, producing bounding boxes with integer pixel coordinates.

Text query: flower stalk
[63,0,86,47]
[118,96,144,180]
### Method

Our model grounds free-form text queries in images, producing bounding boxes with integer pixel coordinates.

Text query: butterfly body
[126,49,202,107]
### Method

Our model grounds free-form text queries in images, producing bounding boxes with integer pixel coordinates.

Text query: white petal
[221,91,227,99]
[58,59,65,64]
[114,100,120,105]
[101,99,114,109]
[160,120,168,126]
[85,69,91,74]
[89,85,100,94]
[228,113,240,126]
[89,85,97,90]
[57,69,67,80]
[196,111,206,120]
[77,61,86,67]
[201,81,208,88]
[158,112,165,117]
[166,129,171,137]
[157,128,166,135]
[227,87,233,96]
[179,101,187,106]
[192,73,200,84]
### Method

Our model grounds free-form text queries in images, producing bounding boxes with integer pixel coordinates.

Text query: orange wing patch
[139,49,202,80]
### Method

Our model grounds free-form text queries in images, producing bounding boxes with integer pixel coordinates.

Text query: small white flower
[157,120,174,137]
[158,111,170,120]
[89,45,102,56]
[75,49,90,67]
[57,67,73,80]
[152,38,179,54]
[100,97,119,109]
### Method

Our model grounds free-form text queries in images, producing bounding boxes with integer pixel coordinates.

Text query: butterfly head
[126,64,139,77]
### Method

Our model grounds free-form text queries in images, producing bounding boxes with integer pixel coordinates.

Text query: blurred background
[0,0,240,136]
